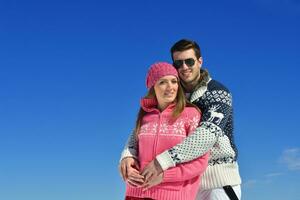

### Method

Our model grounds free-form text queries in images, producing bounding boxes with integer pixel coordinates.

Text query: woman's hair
[134,81,199,140]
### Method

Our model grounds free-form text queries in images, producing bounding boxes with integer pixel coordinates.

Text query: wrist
[120,148,138,162]
[156,150,176,170]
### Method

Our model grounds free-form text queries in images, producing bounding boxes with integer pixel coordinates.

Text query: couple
[119,39,242,200]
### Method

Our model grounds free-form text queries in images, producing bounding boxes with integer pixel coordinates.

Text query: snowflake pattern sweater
[126,98,209,200]
[121,70,242,190]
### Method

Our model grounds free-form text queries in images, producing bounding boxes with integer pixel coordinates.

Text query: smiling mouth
[164,93,175,97]
[181,70,192,75]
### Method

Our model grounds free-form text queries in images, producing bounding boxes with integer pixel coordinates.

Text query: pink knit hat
[146,62,178,89]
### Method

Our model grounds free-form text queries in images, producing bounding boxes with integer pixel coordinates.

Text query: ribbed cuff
[156,150,176,170]
[201,162,242,190]
[119,148,138,163]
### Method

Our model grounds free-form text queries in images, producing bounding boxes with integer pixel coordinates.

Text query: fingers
[120,161,127,181]
[141,179,154,191]
[127,179,143,187]
[119,157,140,181]
[142,173,163,191]
[141,176,159,191]
[142,170,153,183]
[128,168,144,184]
[141,162,155,183]
[133,160,140,170]
[142,183,151,191]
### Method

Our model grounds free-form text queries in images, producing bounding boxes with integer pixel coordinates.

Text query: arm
[162,152,209,183]
[156,89,233,170]
[119,130,142,185]
[162,109,209,182]
[120,130,138,160]
[142,108,207,187]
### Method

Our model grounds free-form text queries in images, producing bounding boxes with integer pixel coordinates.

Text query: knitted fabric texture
[125,98,209,200]
[146,62,178,89]
[121,69,242,190]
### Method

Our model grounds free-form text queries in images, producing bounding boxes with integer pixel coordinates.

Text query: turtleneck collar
[140,98,176,113]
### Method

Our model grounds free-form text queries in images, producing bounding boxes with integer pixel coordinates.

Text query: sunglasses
[173,58,196,69]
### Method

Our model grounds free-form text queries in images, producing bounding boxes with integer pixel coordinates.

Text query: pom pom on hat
[146,62,178,89]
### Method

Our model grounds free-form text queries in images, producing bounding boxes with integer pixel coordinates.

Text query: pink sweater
[126,98,209,200]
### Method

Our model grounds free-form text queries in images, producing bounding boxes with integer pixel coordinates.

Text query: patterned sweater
[121,70,242,190]
[126,98,209,200]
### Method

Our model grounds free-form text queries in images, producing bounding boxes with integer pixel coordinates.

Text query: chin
[164,98,176,103]
[180,75,192,82]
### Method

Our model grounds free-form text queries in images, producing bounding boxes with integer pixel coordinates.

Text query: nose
[181,62,189,69]
[166,82,172,89]
[166,81,176,91]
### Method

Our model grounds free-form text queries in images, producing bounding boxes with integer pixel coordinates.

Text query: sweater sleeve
[156,89,232,170]
[162,152,209,183]
[120,130,138,161]
[162,109,209,182]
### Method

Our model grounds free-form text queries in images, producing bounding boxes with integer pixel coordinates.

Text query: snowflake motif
[172,120,185,135]
[140,123,150,133]
[159,123,168,134]
[151,123,158,133]
[168,149,181,164]
[189,116,200,131]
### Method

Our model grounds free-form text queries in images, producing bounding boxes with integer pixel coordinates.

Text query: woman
[124,62,209,200]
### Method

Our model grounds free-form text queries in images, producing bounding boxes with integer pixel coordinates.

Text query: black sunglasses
[173,58,196,69]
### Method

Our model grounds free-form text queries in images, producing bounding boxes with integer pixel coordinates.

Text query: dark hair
[170,39,201,61]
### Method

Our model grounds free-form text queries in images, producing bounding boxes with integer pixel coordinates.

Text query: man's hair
[170,39,201,61]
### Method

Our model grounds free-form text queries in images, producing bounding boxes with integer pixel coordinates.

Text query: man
[120,39,242,200]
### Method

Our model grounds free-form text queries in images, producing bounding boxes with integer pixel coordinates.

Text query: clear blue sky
[1,0,300,199]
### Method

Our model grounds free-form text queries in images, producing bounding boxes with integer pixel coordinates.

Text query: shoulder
[181,107,201,131]
[197,79,233,108]
[207,79,231,94]
[182,106,201,119]
[206,79,233,102]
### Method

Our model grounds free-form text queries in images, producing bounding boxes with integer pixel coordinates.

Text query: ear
[198,57,203,68]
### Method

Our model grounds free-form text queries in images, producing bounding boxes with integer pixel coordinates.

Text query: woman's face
[154,75,178,110]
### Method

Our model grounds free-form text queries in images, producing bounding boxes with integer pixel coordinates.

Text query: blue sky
[0,0,300,199]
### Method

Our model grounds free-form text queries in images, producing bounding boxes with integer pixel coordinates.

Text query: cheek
[178,71,184,79]
[154,85,163,96]
[174,85,179,92]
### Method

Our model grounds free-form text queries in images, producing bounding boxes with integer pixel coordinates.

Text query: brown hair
[170,39,201,61]
[134,82,199,140]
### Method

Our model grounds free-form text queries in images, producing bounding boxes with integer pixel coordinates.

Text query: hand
[119,157,140,180]
[127,167,145,187]
[141,159,163,183]
[142,172,163,191]
[119,157,144,186]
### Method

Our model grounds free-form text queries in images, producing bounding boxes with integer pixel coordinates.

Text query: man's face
[172,49,202,85]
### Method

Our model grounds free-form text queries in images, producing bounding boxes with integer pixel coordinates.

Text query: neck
[157,103,168,111]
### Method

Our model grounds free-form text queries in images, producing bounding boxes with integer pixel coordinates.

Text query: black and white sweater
[121,70,242,189]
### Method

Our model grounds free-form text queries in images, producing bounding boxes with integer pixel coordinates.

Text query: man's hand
[119,157,140,180]
[127,167,145,187]
[119,157,144,187]
[141,159,163,183]
[142,172,163,191]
